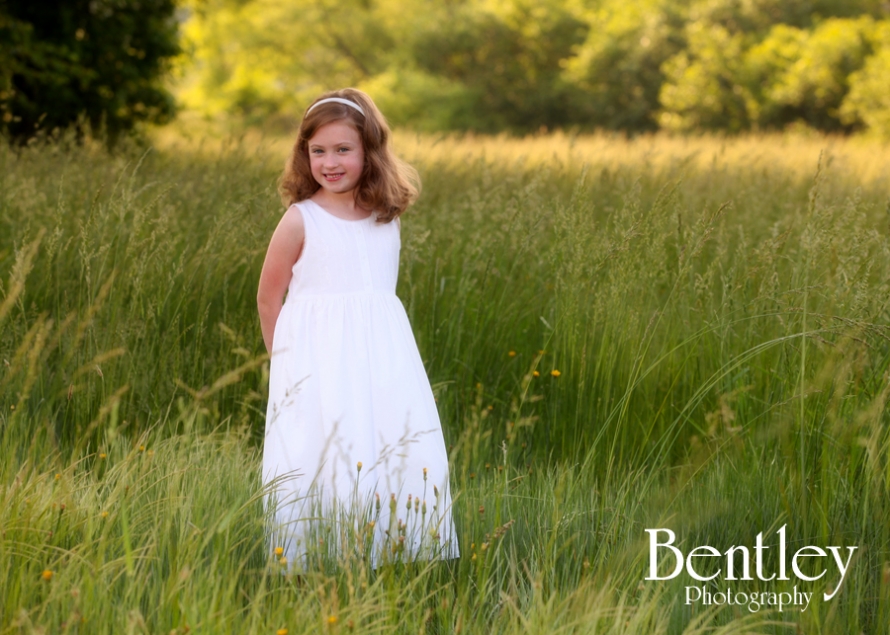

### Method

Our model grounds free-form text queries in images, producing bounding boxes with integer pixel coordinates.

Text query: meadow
[1,127,889,634]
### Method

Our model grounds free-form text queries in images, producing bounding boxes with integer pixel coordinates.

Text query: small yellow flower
[42,569,53,581]
[423,467,428,480]
[471,553,477,561]
[274,546,284,557]
[277,629,289,635]
[508,350,516,357]
[98,453,107,459]
[55,473,61,481]
[328,615,338,625]
[356,461,362,472]
[551,370,561,377]
[138,445,145,452]
[279,556,287,566]
[532,370,540,377]
[101,511,109,518]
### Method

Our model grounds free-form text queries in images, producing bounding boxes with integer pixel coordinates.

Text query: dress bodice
[286,199,401,299]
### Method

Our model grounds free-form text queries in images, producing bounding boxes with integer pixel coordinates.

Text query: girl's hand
[257,206,305,354]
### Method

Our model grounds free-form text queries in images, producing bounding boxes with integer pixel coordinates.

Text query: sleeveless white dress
[262,199,459,568]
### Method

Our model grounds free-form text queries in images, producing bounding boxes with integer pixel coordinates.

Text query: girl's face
[307,121,365,198]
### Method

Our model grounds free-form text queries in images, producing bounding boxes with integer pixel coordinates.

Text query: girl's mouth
[324,173,344,181]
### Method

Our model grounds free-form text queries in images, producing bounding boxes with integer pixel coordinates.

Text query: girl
[257,88,459,569]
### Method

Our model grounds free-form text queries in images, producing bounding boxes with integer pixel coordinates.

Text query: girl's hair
[279,88,419,223]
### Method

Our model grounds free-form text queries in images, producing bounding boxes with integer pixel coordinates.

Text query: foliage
[561,0,686,131]
[408,0,588,132]
[759,16,876,131]
[660,15,882,133]
[840,21,890,136]
[174,0,890,136]
[0,0,180,144]
[658,21,749,132]
[177,0,589,133]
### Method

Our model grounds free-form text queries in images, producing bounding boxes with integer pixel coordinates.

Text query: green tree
[761,16,876,131]
[686,0,884,35]
[404,0,589,132]
[659,12,882,133]
[0,0,180,143]
[561,0,686,132]
[841,21,890,136]
[658,21,750,132]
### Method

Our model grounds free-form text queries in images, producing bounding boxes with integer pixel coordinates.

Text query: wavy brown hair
[279,88,419,223]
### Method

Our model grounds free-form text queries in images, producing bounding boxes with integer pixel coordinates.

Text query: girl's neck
[311,191,371,220]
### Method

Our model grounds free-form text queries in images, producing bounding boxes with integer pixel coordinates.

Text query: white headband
[306,97,365,117]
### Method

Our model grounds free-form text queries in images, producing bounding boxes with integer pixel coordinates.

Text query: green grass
[1,128,889,633]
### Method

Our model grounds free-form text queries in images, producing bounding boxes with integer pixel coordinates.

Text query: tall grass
[1,128,889,633]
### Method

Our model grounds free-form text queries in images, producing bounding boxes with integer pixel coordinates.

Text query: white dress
[262,199,459,569]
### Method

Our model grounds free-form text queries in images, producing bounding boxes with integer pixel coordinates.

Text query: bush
[840,22,890,137]
[0,0,179,144]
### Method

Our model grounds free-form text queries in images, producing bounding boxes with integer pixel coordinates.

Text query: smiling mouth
[324,173,344,181]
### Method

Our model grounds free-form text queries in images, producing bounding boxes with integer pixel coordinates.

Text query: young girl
[257,88,459,569]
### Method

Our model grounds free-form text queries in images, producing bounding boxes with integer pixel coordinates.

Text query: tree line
[3,0,890,141]
[1,0,179,143]
[177,0,890,136]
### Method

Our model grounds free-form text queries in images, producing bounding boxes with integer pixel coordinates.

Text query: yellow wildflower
[274,546,284,557]
[42,570,53,581]
[551,370,561,377]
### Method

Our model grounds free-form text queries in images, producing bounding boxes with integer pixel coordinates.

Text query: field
[2,128,890,634]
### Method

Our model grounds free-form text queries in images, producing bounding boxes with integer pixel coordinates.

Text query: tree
[410,0,589,132]
[841,21,890,137]
[0,0,180,144]
[761,16,875,131]
[658,21,750,132]
[562,0,686,132]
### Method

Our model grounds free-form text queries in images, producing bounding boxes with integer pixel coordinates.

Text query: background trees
[3,0,890,137]
[0,0,179,143]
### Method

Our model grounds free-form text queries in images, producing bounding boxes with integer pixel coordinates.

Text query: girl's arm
[257,206,305,354]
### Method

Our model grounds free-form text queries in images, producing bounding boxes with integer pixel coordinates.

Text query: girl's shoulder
[277,202,307,231]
